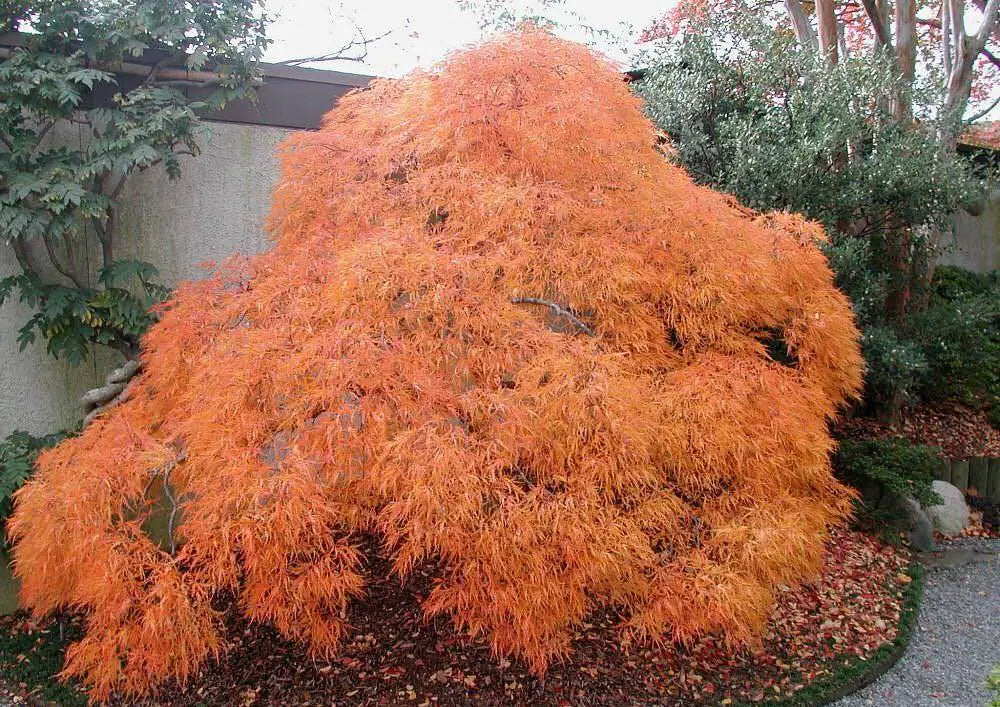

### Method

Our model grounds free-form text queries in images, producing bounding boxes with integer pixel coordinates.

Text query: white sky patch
[263,0,671,77]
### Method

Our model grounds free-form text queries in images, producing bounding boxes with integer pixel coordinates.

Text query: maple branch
[81,381,126,408]
[511,297,595,336]
[981,46,1000,69]
[82,361,143,426]
[966,92,1000,121]
[162,463,179,554]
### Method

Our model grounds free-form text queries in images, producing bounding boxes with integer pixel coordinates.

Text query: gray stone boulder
[926,480,970,536]
[902,497,934,551]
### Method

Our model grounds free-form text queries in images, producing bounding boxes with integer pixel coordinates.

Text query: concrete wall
[941,190,1000,273]
[0,121,293,438]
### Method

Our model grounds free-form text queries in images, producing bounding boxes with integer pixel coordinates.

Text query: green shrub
[930,265,997,301]
[835,437,943,514]
[913,266,999,405]
[0,430,68,533]
[987,663,1000,707]
[859,326,928,414]
[823,237,888,329]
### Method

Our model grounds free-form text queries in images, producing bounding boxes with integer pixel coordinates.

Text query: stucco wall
[0,121,293,438]
[942,190,1000,273]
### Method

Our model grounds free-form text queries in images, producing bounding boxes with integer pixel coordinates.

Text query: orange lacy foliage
[8,29,863,701]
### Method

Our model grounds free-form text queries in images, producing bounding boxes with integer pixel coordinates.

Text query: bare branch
[279,25,392,66]
[42,232,84,287]
[162,463,179,554]
[35,120,55,146]
[817,0,840,61]
[511,297,595,336]
[982,46,1000,69]
[109,172,129,200]
[80,381,126,408]
[90,215,107,241]
[151,78,230,88]
[951,0,965,57]
[942,3,953,77]
[141,53,183,87]
[895,0,917,121]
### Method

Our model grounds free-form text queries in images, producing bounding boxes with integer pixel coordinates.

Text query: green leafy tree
[0,0,271,364]
[634,8,984,416]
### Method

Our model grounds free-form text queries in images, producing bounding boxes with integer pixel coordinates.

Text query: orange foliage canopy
[9,29,863,700]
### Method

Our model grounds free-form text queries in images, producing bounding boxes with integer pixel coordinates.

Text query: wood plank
[988,458,1000,501]
[951,459,970,492]
[970,457,990,496]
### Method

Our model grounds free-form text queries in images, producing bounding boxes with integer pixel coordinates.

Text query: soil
[0,531,911,707]
[834,402,1000,460]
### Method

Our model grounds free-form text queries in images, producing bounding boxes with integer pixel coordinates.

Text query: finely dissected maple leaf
[8,28,863,700]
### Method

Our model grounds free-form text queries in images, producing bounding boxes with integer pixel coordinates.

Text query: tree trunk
[895,0,917,122]
[884,228,913,323]
[816,0,839,62]
[784,0,818,50]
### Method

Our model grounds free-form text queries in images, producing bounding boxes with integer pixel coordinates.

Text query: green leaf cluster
[1,0,270,363]
[0,259,167,362]
[987,663,1000,707]
[0,429,69,529]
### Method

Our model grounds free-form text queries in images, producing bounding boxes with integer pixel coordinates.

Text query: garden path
[836,538,1000,707]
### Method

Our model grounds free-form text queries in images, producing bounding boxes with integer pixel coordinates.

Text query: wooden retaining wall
[933,456,1000,500]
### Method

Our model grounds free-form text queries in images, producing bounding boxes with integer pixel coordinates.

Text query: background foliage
[912,266,1000,407]
[635,7,987,417]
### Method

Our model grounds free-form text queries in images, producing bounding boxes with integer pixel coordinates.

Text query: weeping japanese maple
[8,28,863,700]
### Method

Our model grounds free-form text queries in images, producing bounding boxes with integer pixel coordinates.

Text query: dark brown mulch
[835,402,1000,460]
[1,531,911,706]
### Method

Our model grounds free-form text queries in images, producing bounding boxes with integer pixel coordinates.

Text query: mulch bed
[0,529,911,706]
[835,401,1000,460]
